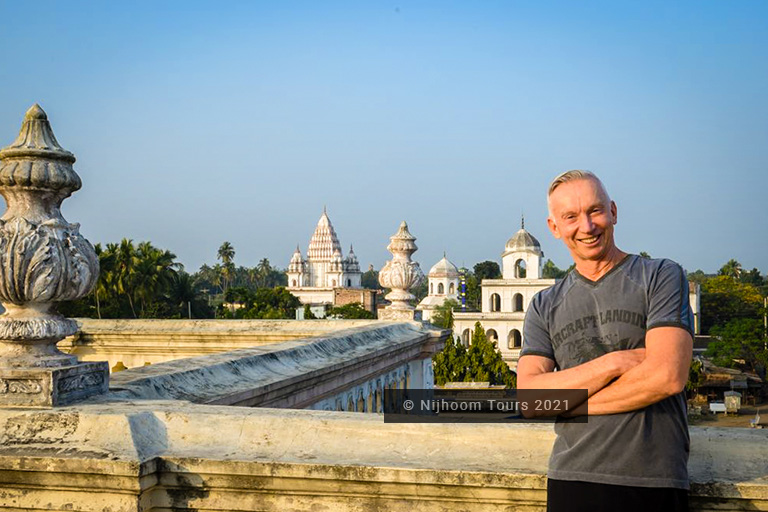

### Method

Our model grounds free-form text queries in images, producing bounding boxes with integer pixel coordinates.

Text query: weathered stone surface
[379,221,424,311]
[0,402,765,511]
[0,361,108,407]
[103,321,444,407]
[0,105,106,407]
[59,318,383,369]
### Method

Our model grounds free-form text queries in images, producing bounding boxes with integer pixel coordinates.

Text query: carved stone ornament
[0,105,108,407]
[378,221,424,310]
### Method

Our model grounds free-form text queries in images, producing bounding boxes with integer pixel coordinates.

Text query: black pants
[547,479,688,512]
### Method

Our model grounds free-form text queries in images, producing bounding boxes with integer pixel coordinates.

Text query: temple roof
[307,210,343,261]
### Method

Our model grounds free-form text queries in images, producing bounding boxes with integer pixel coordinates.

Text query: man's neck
[574,247,628,282]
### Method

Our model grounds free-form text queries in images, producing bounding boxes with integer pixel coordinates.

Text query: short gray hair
[547,170,601,196]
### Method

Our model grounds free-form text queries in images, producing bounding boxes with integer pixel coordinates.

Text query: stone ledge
[0,403,765,511]
[100,322,444,407]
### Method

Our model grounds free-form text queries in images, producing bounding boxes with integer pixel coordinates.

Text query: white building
[416,254,460,322]
[287,209,363,305]
[453,221,556,370]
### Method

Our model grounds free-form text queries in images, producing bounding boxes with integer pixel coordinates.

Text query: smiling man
[517,170,693,512]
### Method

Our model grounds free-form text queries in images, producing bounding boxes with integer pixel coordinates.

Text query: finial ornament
[378,221,424,317]
[521,213,525,230]
[0,105,108,407]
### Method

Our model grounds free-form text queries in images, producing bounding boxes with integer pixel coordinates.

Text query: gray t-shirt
[521,254,694,489]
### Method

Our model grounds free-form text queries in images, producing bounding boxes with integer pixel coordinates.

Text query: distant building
[417,254,460,322]
[454,220,556,370]
[287,209,368,308]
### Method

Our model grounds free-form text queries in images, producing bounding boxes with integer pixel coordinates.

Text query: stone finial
[378,221,424,314]
[0,105,107,407]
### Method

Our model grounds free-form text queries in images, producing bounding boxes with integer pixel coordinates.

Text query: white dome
[429,256,459,278]
[504,228,541,253]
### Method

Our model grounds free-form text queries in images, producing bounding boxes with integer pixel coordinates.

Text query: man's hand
[570,327,692,416]
[517,348,645,397]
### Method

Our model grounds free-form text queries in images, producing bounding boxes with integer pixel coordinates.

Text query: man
[517,170,693,512]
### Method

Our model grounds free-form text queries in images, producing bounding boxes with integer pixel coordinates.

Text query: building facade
[454,222,556,370]
[287,209,363,305]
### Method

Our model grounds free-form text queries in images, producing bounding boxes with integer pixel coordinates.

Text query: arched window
[347,279,351,287]
[438,283,445,294]
[332,279,337,287]
[347,395,354,412]
[449,282,455,294]
[430,283,434,294]
[490,293,501,312]
[461,329,471,346]
[515,259,527,278]
[507,329,522,349]
[292,279,297,287]
[513,293,524,312]
[486,329,498,343]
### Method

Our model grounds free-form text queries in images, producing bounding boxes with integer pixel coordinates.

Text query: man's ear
[610,200,618,225]
[547,217,561,239]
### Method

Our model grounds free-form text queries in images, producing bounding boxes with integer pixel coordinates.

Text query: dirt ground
[688,400,767,428]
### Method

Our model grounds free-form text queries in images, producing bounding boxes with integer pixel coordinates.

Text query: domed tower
[428,254,460,299]
[417,253,460,322]
[327,248,344,288]
[343,245,362,288]
[502,217,543,279]
[287,246,307,288]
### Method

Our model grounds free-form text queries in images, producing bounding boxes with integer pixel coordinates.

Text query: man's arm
[517,348,645,397]
[574,327,692,415]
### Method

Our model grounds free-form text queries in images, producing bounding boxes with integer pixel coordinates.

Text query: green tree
[217,241,236,296]
[686,358,705,397]
[327,302,375,319]
[706,318,767,375]
[718,259,743,280]
[542,259,569,279]
[463,272,481,311]
[168,271,198,319]
[474,261,501,281]
[701,275,763,333]
[361,265,381,289]
[639,251,651,259]
[431,299,458,330]
[303,304,317,319]
[686,269,709,285]
[461,322,516,387]
[433,336,468,385]
[740,268,766,289]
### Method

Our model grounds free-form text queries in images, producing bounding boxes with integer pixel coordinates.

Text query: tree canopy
[432,322,516,388]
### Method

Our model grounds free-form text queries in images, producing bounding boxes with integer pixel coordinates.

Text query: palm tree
[169,271,197,319]
[114,239,139,318]
[256,258,272,288]
[133,242,181,316]
[93,244,116,319]
[719,259,743,280]
[217,242,235,293]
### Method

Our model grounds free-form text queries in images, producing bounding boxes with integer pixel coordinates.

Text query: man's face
[547,178,618,264]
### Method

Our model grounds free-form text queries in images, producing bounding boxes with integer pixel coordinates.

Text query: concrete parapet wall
[100,321,445,407]
[0,403,766,511]
[59,319,384,370]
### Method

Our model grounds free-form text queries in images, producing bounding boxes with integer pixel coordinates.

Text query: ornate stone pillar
[378,221,424,321]
[0,105,108,407]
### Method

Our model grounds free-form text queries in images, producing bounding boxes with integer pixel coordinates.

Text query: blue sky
[0,1,766,275]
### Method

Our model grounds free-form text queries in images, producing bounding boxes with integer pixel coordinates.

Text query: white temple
[453,219,556,370]
[416,254,460,322]
[287,209,363,306]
